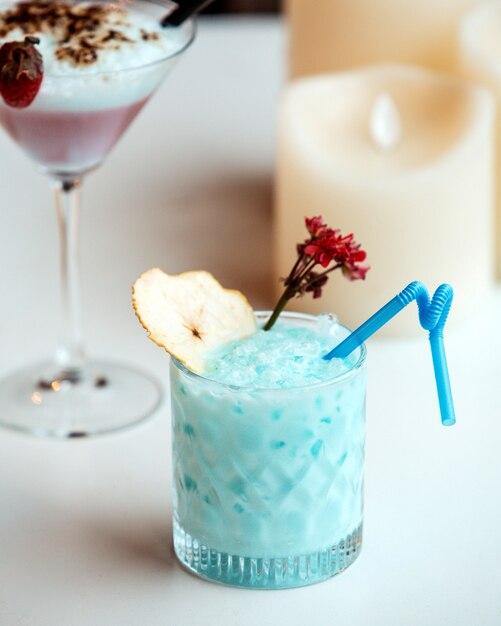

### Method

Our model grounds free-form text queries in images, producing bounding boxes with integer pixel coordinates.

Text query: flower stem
[287,253,305,284]
[264,257,326,331]
[263,286,293,331]
[302,263,343,289]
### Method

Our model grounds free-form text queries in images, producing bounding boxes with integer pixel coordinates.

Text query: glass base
[173,518,363,589]
[0,360,163,438]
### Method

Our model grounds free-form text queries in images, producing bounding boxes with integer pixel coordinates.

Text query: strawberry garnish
[0,36,44,109]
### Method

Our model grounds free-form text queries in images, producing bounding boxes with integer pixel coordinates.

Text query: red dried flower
[264,215,370,330]
[305,216,331,238]
[343,262,370,281]
[303,271,329,299]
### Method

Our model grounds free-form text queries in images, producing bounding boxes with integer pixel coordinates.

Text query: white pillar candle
[287,0,484,79]
[460,0,501,276]
[275,65,495,335]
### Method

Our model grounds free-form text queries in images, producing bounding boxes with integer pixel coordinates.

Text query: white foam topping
[0,1,192,110]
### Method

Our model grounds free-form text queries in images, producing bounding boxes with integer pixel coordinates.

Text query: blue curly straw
[324,281,456,426]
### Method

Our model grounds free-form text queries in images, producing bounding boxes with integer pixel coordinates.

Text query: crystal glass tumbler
[171,312,367,589]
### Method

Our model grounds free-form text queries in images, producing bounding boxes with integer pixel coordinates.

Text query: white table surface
[0,16,500,626]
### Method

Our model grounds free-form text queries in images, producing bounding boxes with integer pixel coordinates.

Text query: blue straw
[324,281,456,427]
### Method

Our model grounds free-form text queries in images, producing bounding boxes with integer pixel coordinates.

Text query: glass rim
[0,0,197,79]
[171,310,367,393]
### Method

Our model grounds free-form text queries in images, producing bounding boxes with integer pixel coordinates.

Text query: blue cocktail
[132,222,454,588]
[171,312,367,589]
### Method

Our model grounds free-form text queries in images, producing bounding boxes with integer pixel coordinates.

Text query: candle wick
[370,93,402,152]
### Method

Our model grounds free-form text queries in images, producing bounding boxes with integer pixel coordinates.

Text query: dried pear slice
[132,268,257,373]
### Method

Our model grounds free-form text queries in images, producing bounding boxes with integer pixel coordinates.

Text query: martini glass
[0,0,195,438]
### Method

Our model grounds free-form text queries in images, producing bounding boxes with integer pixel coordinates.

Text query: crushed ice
[204,314,359,389]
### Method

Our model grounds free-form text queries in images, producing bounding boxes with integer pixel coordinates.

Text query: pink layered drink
[0,1,190,175]
[0,99,147,173]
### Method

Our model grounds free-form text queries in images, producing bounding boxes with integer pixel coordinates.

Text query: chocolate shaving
[0,1,161,66]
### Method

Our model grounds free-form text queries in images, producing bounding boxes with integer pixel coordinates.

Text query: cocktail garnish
[263,216,369,330]
[132,268,257,373]
[0,36,43,108]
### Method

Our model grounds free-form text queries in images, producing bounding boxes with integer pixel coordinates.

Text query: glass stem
[52,178,86,375]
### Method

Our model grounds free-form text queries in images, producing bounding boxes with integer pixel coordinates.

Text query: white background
[0,17,499,625]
